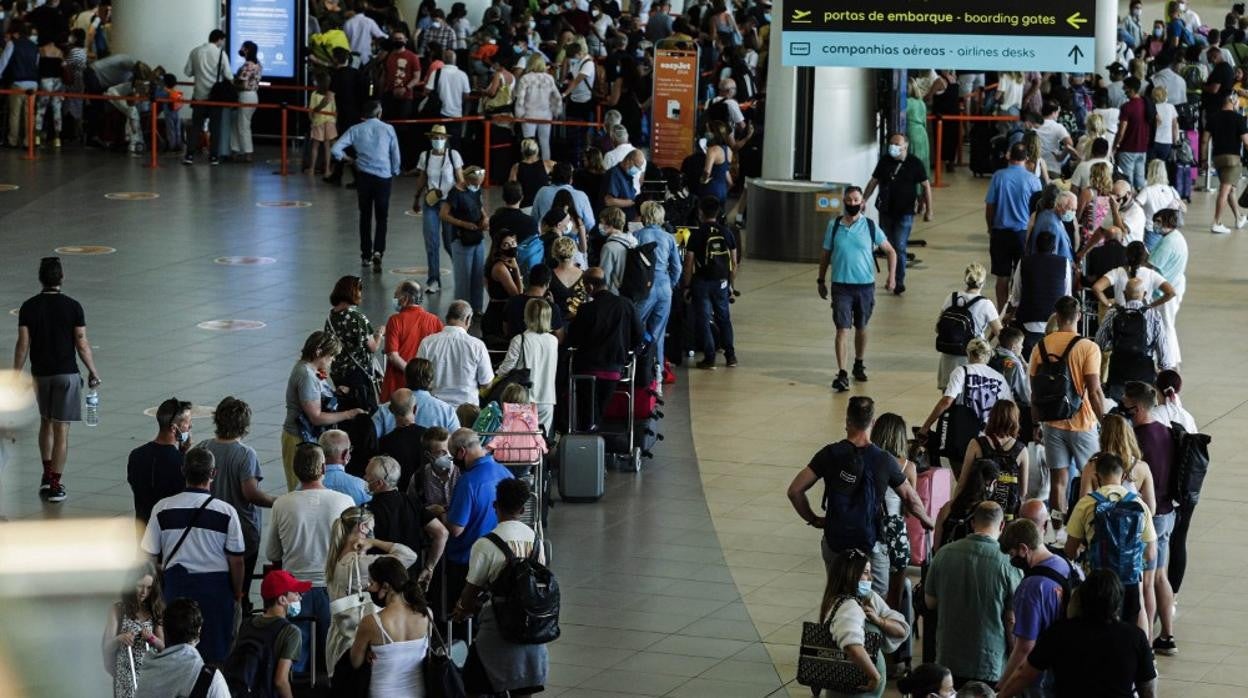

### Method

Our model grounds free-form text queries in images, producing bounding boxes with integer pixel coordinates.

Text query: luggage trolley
[568,348,643,472]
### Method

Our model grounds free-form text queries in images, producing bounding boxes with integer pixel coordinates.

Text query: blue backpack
[1088,491,1147,585]
[822,445,884,552]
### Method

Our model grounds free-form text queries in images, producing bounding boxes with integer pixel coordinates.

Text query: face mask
[887,144,903,159]
[1179,3,1187,10]
[1009,555,1029,570]
[1060,209,1076,223]
[529,20,537,29]
[1154,28,1164,37]
[1132,9,1142,19]
[393,298,403,311]
[431,138,447,150]
[592,9,601,16]
[844,203,862,216]
[468,184,481,192]
[763,13,771,22]
[627,165,641,176]
[176,429,190,444]
[562,221,574,234]
[287,600,302,617]
[502,247,517,257]
[432,454,454,471]
[368,590,386,607]
[856,580,872,597]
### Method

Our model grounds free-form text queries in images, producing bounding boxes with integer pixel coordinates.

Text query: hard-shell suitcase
[556,434,605,502]
[603,379,663,420]
[907,467,952,566]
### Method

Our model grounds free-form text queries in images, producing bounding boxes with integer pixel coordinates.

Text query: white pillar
[1097,0,1119,72]
[762,0,877,183]
[111,0,219,81]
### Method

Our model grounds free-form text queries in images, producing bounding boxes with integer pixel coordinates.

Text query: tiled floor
[1,147,1246,697]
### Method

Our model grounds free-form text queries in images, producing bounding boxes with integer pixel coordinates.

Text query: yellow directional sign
[1066,12,1087,30]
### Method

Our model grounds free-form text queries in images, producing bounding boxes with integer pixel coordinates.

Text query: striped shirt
[141,489,245,574]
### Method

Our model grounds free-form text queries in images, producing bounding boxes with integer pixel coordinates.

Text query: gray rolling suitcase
[557,433,605,502]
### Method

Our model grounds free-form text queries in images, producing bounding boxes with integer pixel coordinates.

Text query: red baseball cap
[261,569,312,599]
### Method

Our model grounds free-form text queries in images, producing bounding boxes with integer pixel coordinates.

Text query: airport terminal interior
[2,1,1248,697]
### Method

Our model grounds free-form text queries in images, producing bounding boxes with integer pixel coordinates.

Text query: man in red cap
[225,570,308,698]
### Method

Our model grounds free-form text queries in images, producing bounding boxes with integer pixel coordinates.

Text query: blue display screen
[229,0,298,79]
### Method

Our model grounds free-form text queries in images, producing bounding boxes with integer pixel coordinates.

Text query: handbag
[481,333,533,407]
[796,597,884,692]
[208,50,239,102]
[419,66,444,118]
[329,554,376,635]
[424,618,466,698]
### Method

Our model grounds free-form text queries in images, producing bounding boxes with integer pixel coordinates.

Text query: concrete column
[1097,0,1119,71]
[111,0,219,81]
[762,0,798,179]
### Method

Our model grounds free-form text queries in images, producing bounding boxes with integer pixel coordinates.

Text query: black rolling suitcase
[912,531,938,663]
[968,122,1000,177]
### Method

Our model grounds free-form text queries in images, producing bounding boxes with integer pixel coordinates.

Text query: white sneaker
[1237,215,1248,229]
[1211,223,1232,235]
[425,279,441,294]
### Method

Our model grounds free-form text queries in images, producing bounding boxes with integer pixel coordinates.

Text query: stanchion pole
[21,90,36,160]
[149,98,160,169]
[483,118,491,184]
[934,119,945,188]
[280,102,289,176]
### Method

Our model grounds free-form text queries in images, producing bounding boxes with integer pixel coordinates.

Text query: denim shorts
[1147,511,1177,570]
[831,283,875,330]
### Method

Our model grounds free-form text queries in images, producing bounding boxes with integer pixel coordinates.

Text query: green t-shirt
[926,533,1022,681]
[248,615,302,662]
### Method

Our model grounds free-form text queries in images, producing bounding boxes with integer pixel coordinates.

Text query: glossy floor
[1,149,1245,696]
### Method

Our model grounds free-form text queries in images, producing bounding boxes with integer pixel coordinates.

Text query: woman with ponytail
[1091,241,1176,309]
[934,262,1002,390]
[349,557,431,695]
[895,662,954,697]
[325,506,417,682]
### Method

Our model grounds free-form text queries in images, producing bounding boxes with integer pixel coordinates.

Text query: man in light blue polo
[984,141,1042,309]
[332,100,402,272]
[816,186,897,392]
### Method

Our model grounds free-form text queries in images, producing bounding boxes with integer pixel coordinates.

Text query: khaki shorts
[1214,154,1243,186]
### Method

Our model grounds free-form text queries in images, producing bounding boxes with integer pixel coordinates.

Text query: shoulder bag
[208,50,239,102]
[328,554,377,659]
[162,495,214,571]
[796,596,884,693]
[324,311,383,407]
[481,332,532,407]
[424,615,466,698]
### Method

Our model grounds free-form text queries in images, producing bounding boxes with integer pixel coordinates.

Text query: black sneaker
[853,361,869,382]
[893,284,906,296]
[725,355,738,367]
[181,154,194,166]
[1152,636,1177,656]
[45,480,66,503]
[832,370,850,392]
[372,253,383,273]
[39,473,51,495]
[696,358,717,370]
[209,156,220,166]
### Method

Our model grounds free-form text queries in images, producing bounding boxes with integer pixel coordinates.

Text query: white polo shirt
[141,490,245,574]
[416,326,495,407]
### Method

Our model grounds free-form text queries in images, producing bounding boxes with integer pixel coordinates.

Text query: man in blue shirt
[816,186,897,392]
[603,149,645,221]
[985,142,1043,309]
[317,429,371,505]
[442,428,513,618]
[1027,191,1077,262]
[531,161,597,231]
[332,100,402,272]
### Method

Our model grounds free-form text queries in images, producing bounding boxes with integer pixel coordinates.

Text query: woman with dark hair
[960,400,1028,517]
[700,120,734,204]
[551,189,589,260]
[998,569,1157,697]
[815,549,910,697]
[933,459,1000,551]
[572,147,607,217]
[232,40,263,162]
[326,275,385,412]
[483,232,523,348]
[200,396,274,607]
[1091,240,1177,308]
[282,331,365,490]
[350,557,431,696]
[895,662,954,697]
[102,562,166,698]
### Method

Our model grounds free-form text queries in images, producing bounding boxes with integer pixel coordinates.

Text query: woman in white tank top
[350,557,431,697]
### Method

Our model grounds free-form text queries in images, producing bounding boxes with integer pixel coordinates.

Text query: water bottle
[84,389,100,427]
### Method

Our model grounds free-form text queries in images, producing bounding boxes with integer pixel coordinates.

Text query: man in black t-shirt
[863,133,933,295]
[681,196,738,369]
[786,396,934,594]
[1203,93,1248,233]
[127,398,193,524]
[14,257,101,503]
[365,455,448,586]
[377,389,428,493]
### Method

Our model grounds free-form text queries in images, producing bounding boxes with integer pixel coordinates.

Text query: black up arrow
[1069,45,1084,64]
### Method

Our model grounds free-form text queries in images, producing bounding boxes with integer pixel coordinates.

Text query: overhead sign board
[651,41,700,170]
[781,1,1096,72]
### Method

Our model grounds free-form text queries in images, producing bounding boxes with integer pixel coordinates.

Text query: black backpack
[1169,421,1212,507]
[485,533,561,645]
[609,238,657,303]
[935,293,987,355]
[1111,307,1150,356]
[696,223,734,280]
[222,617,290,698]
[941,506,977,547]
[1031,337,1086,422]
[1024,556,1081,617]
[978,436,1026,518]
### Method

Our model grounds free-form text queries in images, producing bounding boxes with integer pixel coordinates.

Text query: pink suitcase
[907,467,953,566]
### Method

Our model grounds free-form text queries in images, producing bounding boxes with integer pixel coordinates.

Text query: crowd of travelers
[3,1,1232,698]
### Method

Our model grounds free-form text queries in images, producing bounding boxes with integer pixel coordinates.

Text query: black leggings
[1167,499,1198,594]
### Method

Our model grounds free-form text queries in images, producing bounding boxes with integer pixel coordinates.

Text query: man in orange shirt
[1028,295,1105,523]
[381,281,443,400]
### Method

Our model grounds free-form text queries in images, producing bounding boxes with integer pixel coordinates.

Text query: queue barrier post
[934,119,945,188]
[280,102,289,176]
[483,118,491,181]
[21,90,36,161]
[148,96,160,170]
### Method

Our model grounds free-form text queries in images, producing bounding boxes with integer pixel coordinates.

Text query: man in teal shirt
[817,186,897,392]
[924,501,1021,687]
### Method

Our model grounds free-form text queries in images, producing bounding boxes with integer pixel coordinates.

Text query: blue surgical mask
[468,184,481,192]
[176,429,190,444]
[1154,28,1164,38]
[627,165,641,176]
[1060,209,1076,223]
[887,144,903,159]
[287,600,302,617]
[763,13,771,22]
[857,580,872,598]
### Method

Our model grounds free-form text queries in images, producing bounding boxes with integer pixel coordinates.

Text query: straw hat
[427,124,449,137]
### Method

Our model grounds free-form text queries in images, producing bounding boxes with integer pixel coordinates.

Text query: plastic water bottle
[84,389,100,427]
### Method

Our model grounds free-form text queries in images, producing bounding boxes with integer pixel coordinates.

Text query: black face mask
[1009,555,1029,570]
[843,203,862,216]
[369,589,387,608]
[502,247,518,258]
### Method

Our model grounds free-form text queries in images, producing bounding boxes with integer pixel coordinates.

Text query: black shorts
[989,229,1026,277]
[831,283,875,330]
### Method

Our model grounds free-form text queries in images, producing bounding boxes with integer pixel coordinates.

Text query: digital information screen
[780,1,1096,72]
[229,0,298,79]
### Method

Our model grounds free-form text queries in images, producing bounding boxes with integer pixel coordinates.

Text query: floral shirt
[326,306,375,383]
[236,61,262,92]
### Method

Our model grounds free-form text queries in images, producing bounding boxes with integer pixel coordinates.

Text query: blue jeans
[293,586,331,675]
[879,213,914,286]
[1117,151,1147,191]
[451,239,485,312]
[421,200,445,284]
[691,278,734,360]
[635,286,673,369]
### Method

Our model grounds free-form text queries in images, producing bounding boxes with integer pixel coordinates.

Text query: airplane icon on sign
[792,9,812,23]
